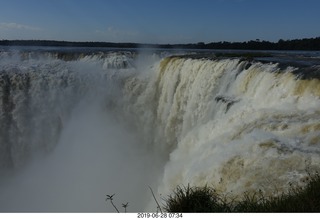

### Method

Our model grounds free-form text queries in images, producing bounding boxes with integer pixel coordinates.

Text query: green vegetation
[105,172,320,212]
[164,172,320,212]
[163,185,231,213]
[1,36,320,50]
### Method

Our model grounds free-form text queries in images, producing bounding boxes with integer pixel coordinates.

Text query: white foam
[123,57,320,198]
[1,52,320,211]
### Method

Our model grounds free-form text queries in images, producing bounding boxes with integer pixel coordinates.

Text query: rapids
[0,48,320,211]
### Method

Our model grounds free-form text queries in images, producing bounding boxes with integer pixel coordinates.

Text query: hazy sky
[0,0,319,44]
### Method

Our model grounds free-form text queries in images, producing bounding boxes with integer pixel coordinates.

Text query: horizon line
[1,36,320,45]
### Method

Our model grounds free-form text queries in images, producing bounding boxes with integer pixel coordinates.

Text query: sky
[0,0,320,44]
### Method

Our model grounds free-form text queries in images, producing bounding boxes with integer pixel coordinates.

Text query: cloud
[0,22,41,31]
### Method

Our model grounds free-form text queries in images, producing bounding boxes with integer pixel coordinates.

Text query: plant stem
[110,200,120,213]
[149,186,163,213]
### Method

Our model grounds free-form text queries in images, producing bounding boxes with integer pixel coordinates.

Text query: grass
[163,185,231,213]
[163,172,320,213]
[105,172,320,212]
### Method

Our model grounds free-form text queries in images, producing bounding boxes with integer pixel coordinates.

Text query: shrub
[163,185,230,212]
[164,173,320,213]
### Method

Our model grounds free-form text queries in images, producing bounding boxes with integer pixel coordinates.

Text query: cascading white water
[0,51,132,168]
[1,49,320,212]
[0,50,165,212]
[123,56,320,199]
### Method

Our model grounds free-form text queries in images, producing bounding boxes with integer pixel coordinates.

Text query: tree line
[0,37,319,50]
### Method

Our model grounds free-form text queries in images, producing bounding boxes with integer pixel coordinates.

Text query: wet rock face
[0,67,68,168]
[0,48,320,211]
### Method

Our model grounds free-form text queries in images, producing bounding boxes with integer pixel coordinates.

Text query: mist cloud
[0,22,41,31]
[0,52,164,212]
